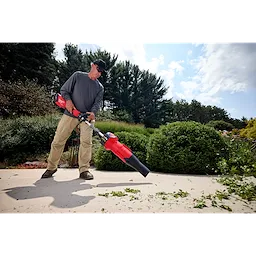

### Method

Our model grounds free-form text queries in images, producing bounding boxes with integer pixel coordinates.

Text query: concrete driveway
[0,168,255,213]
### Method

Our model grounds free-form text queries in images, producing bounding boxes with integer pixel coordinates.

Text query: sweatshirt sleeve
[91,86,104,115]
[60,72,77,101]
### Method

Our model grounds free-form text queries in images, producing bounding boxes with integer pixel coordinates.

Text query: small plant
[125,188,141,194]
[155,190,189,200]
[111,191,127,197]
[97,188,142,201]
[170,189,189,198]
[156,191,168,196]
[219,205,232,212]
[193,198,207,209]
[215,190,230,201]
[155,191,171,200]
[218,176,256,201]
[197,191,234,211]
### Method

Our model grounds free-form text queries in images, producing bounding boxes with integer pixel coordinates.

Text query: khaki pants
[47,114,93,174]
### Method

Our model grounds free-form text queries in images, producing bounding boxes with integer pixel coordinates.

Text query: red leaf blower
[55,94,150,177]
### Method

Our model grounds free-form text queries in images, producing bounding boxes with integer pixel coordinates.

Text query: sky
[54,43,256,121]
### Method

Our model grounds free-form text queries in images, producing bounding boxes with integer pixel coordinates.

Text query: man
[41,59,106,180]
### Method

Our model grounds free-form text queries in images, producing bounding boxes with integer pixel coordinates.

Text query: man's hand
[86,112,95,121]
[66,99,76,114]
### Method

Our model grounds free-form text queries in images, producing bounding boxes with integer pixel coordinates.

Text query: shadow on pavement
[3,178,95,209]
[2,178,153,209]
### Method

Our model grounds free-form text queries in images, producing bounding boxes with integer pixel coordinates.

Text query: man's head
[93,59,106,72]
[89,59,106,80]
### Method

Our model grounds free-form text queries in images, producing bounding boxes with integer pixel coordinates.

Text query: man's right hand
[66,99,76,114]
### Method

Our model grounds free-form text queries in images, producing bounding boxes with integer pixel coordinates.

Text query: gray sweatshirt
[60,71,104,118]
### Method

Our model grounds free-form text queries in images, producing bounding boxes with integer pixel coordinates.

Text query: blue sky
[55,43,256,120]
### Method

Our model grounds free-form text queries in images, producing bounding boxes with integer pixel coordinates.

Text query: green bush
[0,79,58,118]
[0,113,153,166]
[206,120,234,131]
[1,114,57,164]
[240,118,256,140]
[147,121,229,174]
[217,137,256,177]
[94,131,148,171]
[94,121,153,136]
[0,114,75,165]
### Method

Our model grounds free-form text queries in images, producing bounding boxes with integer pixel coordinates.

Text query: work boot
[79,171,94,180]
[41,169,57,179]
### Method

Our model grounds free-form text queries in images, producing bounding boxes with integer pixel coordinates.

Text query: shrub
[147,121,229,174]
[0,113,80,165]
[231,128,240,136]
[0,79,58,118]
[0,114,58,164]
[0,113,152,166]
[217,137,256,177]
[94,132,149,171]
[206,120,234,131]
[94,121,153,136]
[240,118,256,140]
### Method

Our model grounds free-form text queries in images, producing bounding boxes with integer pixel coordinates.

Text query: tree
[138,70,167,127]
[189,100,203,123]
[0,43,58,91]
[0,43,15,80]
[105,60,168,127]
[57,43,87,89]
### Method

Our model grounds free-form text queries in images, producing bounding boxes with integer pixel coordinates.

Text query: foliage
[0,43,58,91]
[218,175,256,201]
[147,121,229,174]
[96,109,133,123]
[0,114,78,165]
[206,120,234,131]
[0,113,152,166]
[159,99,247,129]
[0,79,58,118]
[106,60,168,127]
[240,118,256,140]
[217,137,256,177]
[94,121,153,136]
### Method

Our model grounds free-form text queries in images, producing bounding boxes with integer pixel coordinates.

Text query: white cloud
[99,43,145,63]
[160,60,186,99]
[168,61,184,74]
[187,50,192,55]
[99,43,165,74]
[176,81,199,102]
[178,43,256,105]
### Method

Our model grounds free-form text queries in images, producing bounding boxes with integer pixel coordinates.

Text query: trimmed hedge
[147,121,229,174]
